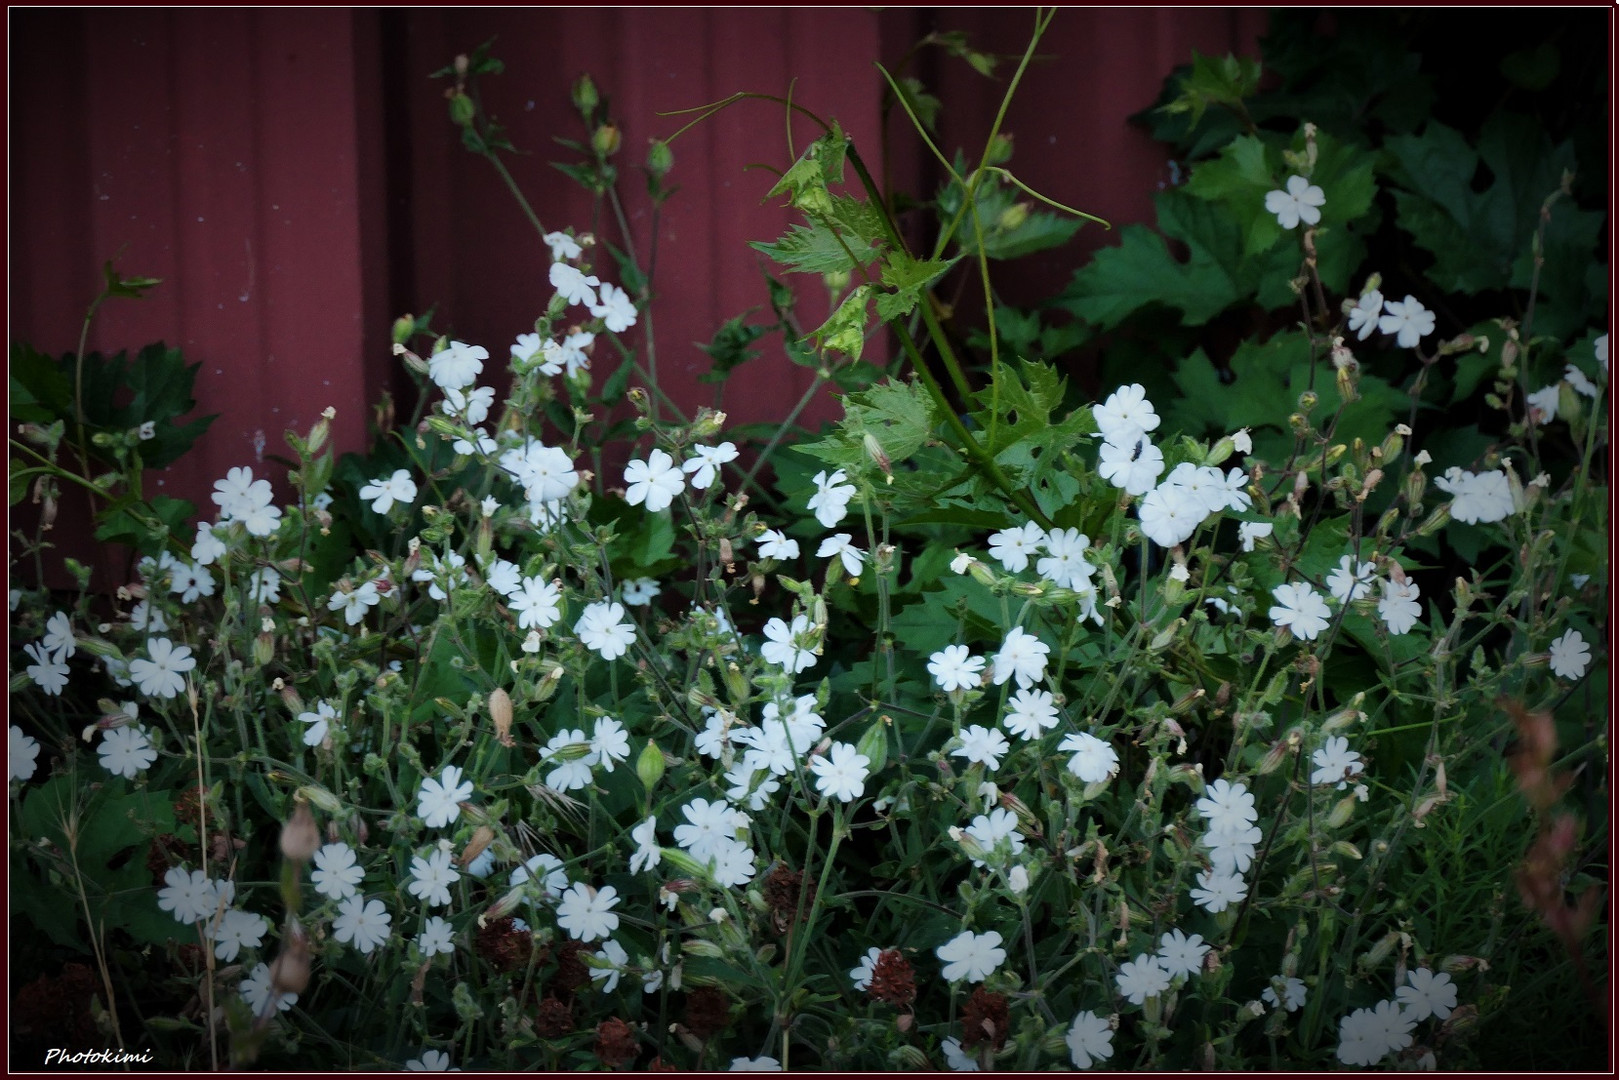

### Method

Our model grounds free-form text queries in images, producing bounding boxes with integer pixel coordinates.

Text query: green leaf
[808,285,873,361]
[1158,51,1263,131]
[875,252,958,321]
[749,221,880,276]
[697,313,769,385]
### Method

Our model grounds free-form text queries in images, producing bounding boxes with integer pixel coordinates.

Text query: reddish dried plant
[867,949,916,1009]
[535,995,573,1038]
[550,940,593,998]
[595,1016,639,1069]
[475,916,535,973]
[683,986,731,1040]
[959,986,1010,1051]
[763,864,812,929]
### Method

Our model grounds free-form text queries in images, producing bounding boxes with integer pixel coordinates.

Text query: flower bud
[572,74,599,116]
[591,121,622,157]
[1297,390,1318,412]
[636,739,667,792]
[854,718,889,778]
[447,89,475,127]
[279,798,320,863]
[269,920,312,996]
[460,825,495,869]
[996,201,1030,231]
[488,687,515,748]
[646,138,673,178]
[296,784,344,815]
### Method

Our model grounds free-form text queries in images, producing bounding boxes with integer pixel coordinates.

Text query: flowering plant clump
[8,12,1606,1072]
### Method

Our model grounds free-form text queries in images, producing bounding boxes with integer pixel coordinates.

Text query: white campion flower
[962,807,1024,867]
[510,852,569,899]
[544,230,582,262]
[1115,953,1172,1004]
[682,442,738,490]
[623,449,685,513]
[555,883,620,942]
[1263,975,1307,1012]
[936,929,1006,983]
[589,716,631,771]
[1066,1010,1114,1069]
[298,700,339,746]
[575,601,636,661]
[453,427,499,457]
[541,331,596,376]
[191,523,227,566]
[629,816,661,874]
[549,261,600,307]
[246,568,281,605]
[1156,928,1210,980]
[1189,869,1248,913]
[1003,687,1060,741]
[1377,577,1423,635]
[1195,779,1257,830]
[1564,364,1599,400]
[986,521,1045,572]
[509,575,563,630]
[849,947,883,991]
[1097,435,1164,495]
[1059,732,1120,783]
[1162,461,1230,518]
[442,385,495,426]
[1377,295,1436,349]
[1346,288,1384,340]
[1395,968,1457,1022]
[1526,383,1561,425]
[809,741,871,802]
[169,561,216,604]
[359,469,418,515]
[240,962,297,1015]
[311,842,365,900]
[991,626,1049,689]
[1264,174,1325,230]
[928,644,984,693]
[11,725,41,782]
[129,637,197,699]
[406,848,461,907]
[1326,555,1378,603]
[590,281,638,333]
[512,332,544,367]
[806,469,856,528]
[332,896,392,955]
[1547,628,1591,680]
[22,642,69,696]
[1335,998,1415,1067]
[417,916,456,957]
[1036,527,1095,591]
[404,1048,458,1072]
[1237,521,1273,552]
[1092,383,1161,446]
[129,600,167,634]
[427,340,487,392]
[1433,466,1514,525]
[952,724,1011,772]
[500,440,579,504]
[211,466,270,519]
[759,614,817,673]
[674,797,748,861]
[1137,482,1205,549]
[816,533,865,577]
[755,529,800,560]
[1269,581,1332,641]
[417,764,473,829]
[327,581,381,627]
[539,728,595,792]
[1310,736,1364,789]
[620,577,661,606]
[590,938,631,993]
[209,908,269,962]
[98,725,157,778]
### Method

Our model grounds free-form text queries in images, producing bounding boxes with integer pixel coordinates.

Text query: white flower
[1066,1010,1114,1069]
[1378,295,1436,349]
[991,626,1050,689]
[211,466,272,520]
[129,599,167,634]
[1264,174,1326,230]
[963,807,1024,867]
[675,797,748,862]
[246,568,282,605]
[590,717,631,771]
[813,533,864,578]
[1195,779,1258,830]
[1092,384,1160,446]
[452,427,499,457]
[728,1058,782,1072]
[443,384,496,426]
[1336,998,1415,1067]
[575,600,636,660]
[10,725,40,782]
[512,331,544,367]
[950,551,973,574]
[759,614,817,673]
[129,637,196,699]
[312,842,365,900]
[190,523,227,567]
[210,908,268,962]
[1097,435,1164,495]
[1310,736,1364,789]
[509,575,563,630]
[710,837,758,887]
[590,281,638,333]
[406,848,461,907]
[624,449,686,513]
[327,581,380,627]
[1204,821,1262,875]
[725,762,781,812]
[500,440,579,504]
[987,521,1045,573]
[1216,467,1253,512]
[1596,333,1609,377]
[415,915,455,958]
[404,1049,458,1072]
[1433,466,1514,525]
[23,642,69,696]
[417,764,473,829]
[755,529,800,560]
[1269,581,1331,641]
[590,938,631,993]
[1036,527,1096,592]
[928,644,985,693]
[157,868,218,923]
[540,728,595,792]
[953,725,1011,772]
[510,852,569,899]
[359,469,418,515]
[1395,967,1457,1021]
[940,1037,981,1072]
[1347,288,1384,340]
[1156,928,1210,979]
[936,929,1005,983]
[849,946,883,991]
[1060,732,1119,783]
[428,341,487,391]
[550,261,600,307]
[806,469,856,528]
[543,230,582,262]
[1263,975,1307,1012]
[97,725,156,779]
[1237,521,1273,553]
[1326,555,1377,603]
[1115,953,1172,1004]
[240,962,297,1015]
[810,742,871,802]
[1189,869,1248,913]
[1377,577,1422,635]
[676,442,738,493]
[555,883,620,942]
[1564,364,1599,399]
[1527,383,1561,425]
[1548,628,1591,680]
[1003,688,1060,741]
[1138,483,1204,549]
[1163,461,1230,517]
[483,558,522,598]
[629,816,661,874]
[298,700,338,747]
[169,561,216,604]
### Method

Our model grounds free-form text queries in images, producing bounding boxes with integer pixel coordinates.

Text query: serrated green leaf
[749,221,881,276]
[697,313,769,385]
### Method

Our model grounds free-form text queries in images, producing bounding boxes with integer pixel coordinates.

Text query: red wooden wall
[9,8,1264,588]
